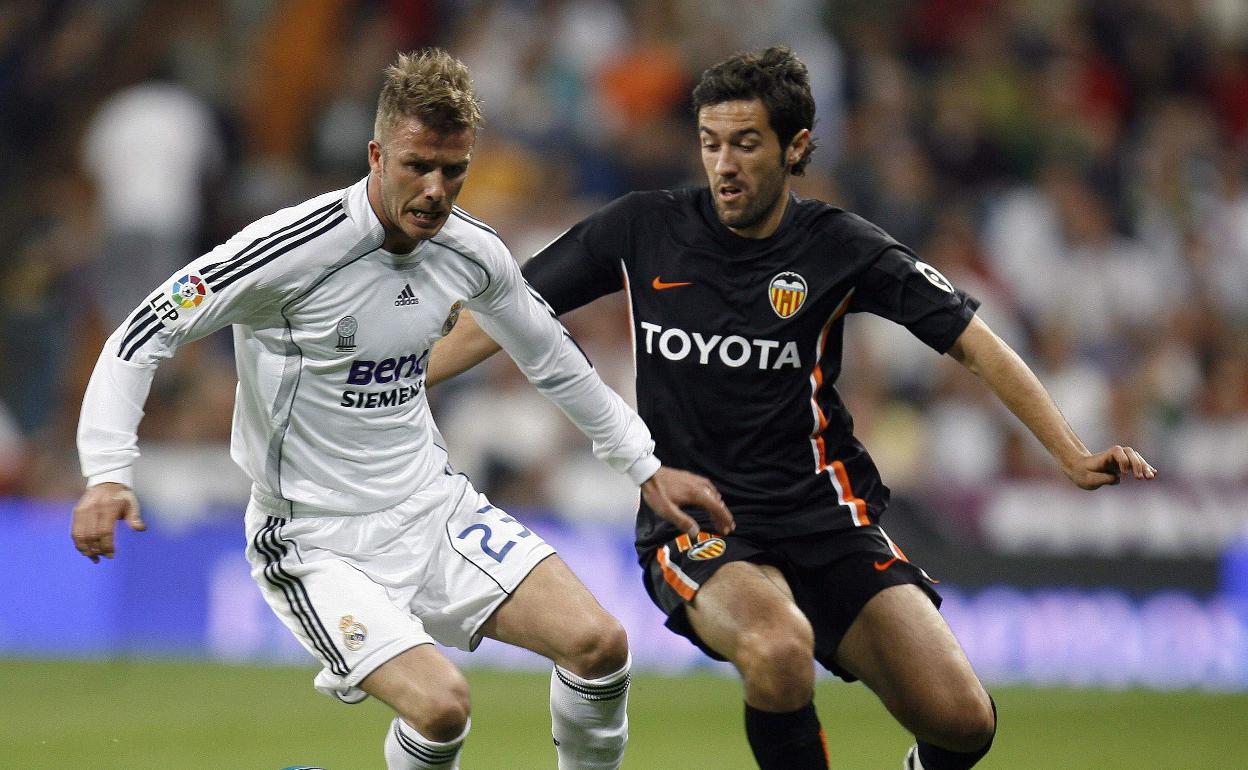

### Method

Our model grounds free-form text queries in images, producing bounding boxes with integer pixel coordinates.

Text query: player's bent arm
[426,309,502,387]
[945,314,1156,489]
[73,340,159,562]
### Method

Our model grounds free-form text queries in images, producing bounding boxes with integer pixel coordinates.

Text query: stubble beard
[715,172,786,234]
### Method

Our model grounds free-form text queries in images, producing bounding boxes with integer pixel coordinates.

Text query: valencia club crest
[769,271,807,318]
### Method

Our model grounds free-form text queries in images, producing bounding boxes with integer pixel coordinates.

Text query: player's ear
[786,129,811,172]
[368,139,384,174]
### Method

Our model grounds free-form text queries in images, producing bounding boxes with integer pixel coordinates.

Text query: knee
[394,671,471,742]
[733,625,815,710]
[924,691,996,754]
[560,615,630,679]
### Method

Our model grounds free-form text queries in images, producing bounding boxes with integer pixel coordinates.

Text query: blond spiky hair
[374,48,483,142]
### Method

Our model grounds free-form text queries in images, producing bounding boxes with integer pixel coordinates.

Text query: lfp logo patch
[769,272,807,318]
[688,537,727,561]
[171,274,207,309]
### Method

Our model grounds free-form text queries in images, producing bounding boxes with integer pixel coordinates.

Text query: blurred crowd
[2,0,1247,526]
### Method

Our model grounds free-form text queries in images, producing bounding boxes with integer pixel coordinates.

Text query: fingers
[659,501,702,537]
[71,484,142,562]
[699,484,735,535]
[71,502,109,562]
[640,468,735,537]
[1108,445,1157,481]
[640,481,700,536]
[124,502,147,532]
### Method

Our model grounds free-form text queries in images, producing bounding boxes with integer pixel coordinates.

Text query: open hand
[71,482,146,562]
[640,467,734,537]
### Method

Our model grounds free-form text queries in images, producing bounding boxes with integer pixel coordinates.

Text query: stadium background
[2,0,1247,767]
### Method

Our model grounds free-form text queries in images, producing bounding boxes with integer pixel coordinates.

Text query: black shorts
[640,525,941,681]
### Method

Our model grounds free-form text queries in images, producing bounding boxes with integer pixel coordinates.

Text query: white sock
[383,716,468,770]
[549,655,631,770]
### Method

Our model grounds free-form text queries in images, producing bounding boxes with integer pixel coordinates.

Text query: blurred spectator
[81,77,226,327]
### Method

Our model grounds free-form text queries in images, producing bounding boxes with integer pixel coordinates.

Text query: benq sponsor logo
[639,322,801,369]
[340,349,429,409]
[345,351,429,385]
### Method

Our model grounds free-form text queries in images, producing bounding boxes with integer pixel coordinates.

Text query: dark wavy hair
[691,46,817,176]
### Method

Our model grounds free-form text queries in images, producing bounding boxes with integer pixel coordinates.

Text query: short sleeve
[521,194,639,314]
[849,246,981,353]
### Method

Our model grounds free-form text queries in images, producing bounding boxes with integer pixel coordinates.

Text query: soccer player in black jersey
[428,47,1156,770]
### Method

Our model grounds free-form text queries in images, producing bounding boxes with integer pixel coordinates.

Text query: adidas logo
[395,283,419,307]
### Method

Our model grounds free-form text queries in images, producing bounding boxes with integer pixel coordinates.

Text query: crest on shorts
[442,300,464,336]
[688,537,727,561]
[768,271,807,318]
[339,615,367,651]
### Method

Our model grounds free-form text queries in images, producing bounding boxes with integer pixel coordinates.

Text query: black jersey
[523,188,979,552]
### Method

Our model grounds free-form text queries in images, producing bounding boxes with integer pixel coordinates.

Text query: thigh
[413,487,556,651]
[640,532,789,661]
[783,526,941,680]
[835,584,988,730]
[686,561,809,661]
[359,642,465,713]
[476,555,611,659]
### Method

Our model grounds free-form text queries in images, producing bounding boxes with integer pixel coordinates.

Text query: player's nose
[423,171,446,203]
[711,148,738,176]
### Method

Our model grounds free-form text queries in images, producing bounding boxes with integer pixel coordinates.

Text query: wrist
[87,467,133,488]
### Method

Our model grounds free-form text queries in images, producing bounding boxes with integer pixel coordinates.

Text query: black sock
[917,695,997,770]
[743,701,829,770]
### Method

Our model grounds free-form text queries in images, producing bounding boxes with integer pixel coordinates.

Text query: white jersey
[78,176,659,515]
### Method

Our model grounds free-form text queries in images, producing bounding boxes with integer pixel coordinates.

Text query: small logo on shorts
[339,615,367,651]
[687,537,727,561]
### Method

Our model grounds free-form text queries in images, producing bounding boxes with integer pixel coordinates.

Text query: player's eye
[444,163,468,178]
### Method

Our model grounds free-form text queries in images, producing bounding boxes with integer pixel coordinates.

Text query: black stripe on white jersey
[204,202,346,291]
[451,206,497,236]
[392,720,461,763]
[118,309,165,362]
[212,210,349,294]
[200,199,342,277]
[115,207,346,364]
[253,516,350,676]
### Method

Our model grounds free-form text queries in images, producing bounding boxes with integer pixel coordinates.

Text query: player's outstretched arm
[71,482,146,563]
[427,309,502,387]
[945,315,1157,490]
[640,467,735,537]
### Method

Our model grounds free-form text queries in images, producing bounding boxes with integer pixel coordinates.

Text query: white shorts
[243,472,555,702]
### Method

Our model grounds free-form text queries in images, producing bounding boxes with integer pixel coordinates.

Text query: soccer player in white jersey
[71,49,732,770]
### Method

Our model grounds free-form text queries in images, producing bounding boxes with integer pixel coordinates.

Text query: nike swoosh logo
[873,557,899,571]
[652,277,693,290]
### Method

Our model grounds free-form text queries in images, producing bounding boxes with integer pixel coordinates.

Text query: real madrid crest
[339,615,367,651]
[768,271,807,319]
[442,300,464,336]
